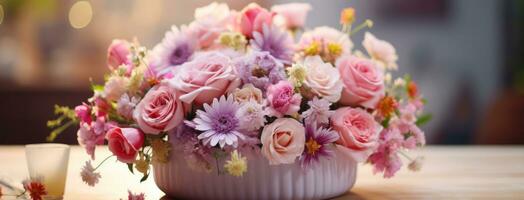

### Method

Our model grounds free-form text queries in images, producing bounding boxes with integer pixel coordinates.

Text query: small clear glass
[25,143,70,200]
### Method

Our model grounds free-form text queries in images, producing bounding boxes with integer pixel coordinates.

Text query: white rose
[302,56,343,102]
[362,32,398,70]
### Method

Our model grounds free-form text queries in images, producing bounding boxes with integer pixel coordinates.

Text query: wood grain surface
[0,146,522,200]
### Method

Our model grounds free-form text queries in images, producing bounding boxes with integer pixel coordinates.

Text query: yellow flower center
[219,31,247,51]
[304,41,321,56]
[327,43,343,57]
[305,138,322,155]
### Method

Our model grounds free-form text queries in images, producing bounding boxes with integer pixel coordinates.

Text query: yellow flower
[151,138,170,163]
[303,41,321,56]
[224,150,247,177]
[219,31,247,51]
[134,154,149,174]
[327,43,343,57]
[127,65,144,94]
[340,7,356,25]
[287,63,307,88]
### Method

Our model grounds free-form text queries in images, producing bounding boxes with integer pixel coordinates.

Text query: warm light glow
[68,1,93,29]
[0,4,4,25]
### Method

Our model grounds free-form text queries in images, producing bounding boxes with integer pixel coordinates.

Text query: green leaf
[381,116,391,128]
[415,113,433,126]
[404,74,412,83]
[91,84,104,92]
[127,163,134,174]
[46,120,75,142]
[140,172,149,182]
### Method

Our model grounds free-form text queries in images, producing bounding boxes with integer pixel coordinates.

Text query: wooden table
[0,146,523,199]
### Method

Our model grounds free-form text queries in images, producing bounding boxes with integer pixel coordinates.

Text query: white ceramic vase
[153,144,357,200]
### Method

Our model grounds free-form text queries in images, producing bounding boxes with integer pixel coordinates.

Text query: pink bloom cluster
[53,2,429,188]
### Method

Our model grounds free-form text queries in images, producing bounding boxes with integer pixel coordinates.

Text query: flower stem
[16,190,26,198]
[349,19,372,36]
[94,155,114,171]
[398,150,414,161]
[215,157,220,175]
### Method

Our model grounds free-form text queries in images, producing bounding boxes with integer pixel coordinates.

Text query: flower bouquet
[48,2,430,200]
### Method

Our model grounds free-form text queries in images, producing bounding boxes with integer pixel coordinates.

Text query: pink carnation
[271,3,312,29]
[367,128,404,178]
[188,2,234,48]
[77,123,104,160]
[75,104,92,124]
[266,81,302,117]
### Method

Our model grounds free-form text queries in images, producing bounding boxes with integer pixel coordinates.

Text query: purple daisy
[250,24,294,65]
[193,95,245,148]
[299,123,340,169]
[151,25,197,76]
[234,51,286,91]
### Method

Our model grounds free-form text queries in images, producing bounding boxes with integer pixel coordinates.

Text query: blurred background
[0,0,523,145]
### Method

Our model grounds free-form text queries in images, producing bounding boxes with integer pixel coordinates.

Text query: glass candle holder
[25,143,70,200]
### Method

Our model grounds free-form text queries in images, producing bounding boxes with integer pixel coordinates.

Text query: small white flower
[393,77,406,88]
[117,93,140,119]
[384,73,392,84]
[103,75,128,101]
[408,156,424,172]
[237,100,267,132]
[302,97,334,125]
[80,160,101,187]
[363,32,398,70]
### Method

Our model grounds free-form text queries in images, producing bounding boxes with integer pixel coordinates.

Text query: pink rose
[169,52,240,105]
[337,55,385,108]
[133,82,186,134]
[107,39,131,70]
[271,3,312,29]
[266,81,302,117]
[75,104,92,124]
[331,107,382,162]
[261,118,305,165]
[238,3,275,38]
[106,127,144,163]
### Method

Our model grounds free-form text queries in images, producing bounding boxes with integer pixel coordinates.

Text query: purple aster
[234,51,286,91]
[250,24,294,65]
[151,25,197,76]
[193,95,245,148]
[299,123,340,169]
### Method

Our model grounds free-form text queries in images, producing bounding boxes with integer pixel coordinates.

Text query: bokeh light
[68,1,93,29]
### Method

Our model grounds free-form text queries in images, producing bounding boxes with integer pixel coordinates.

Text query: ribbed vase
[153,146,357,200]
